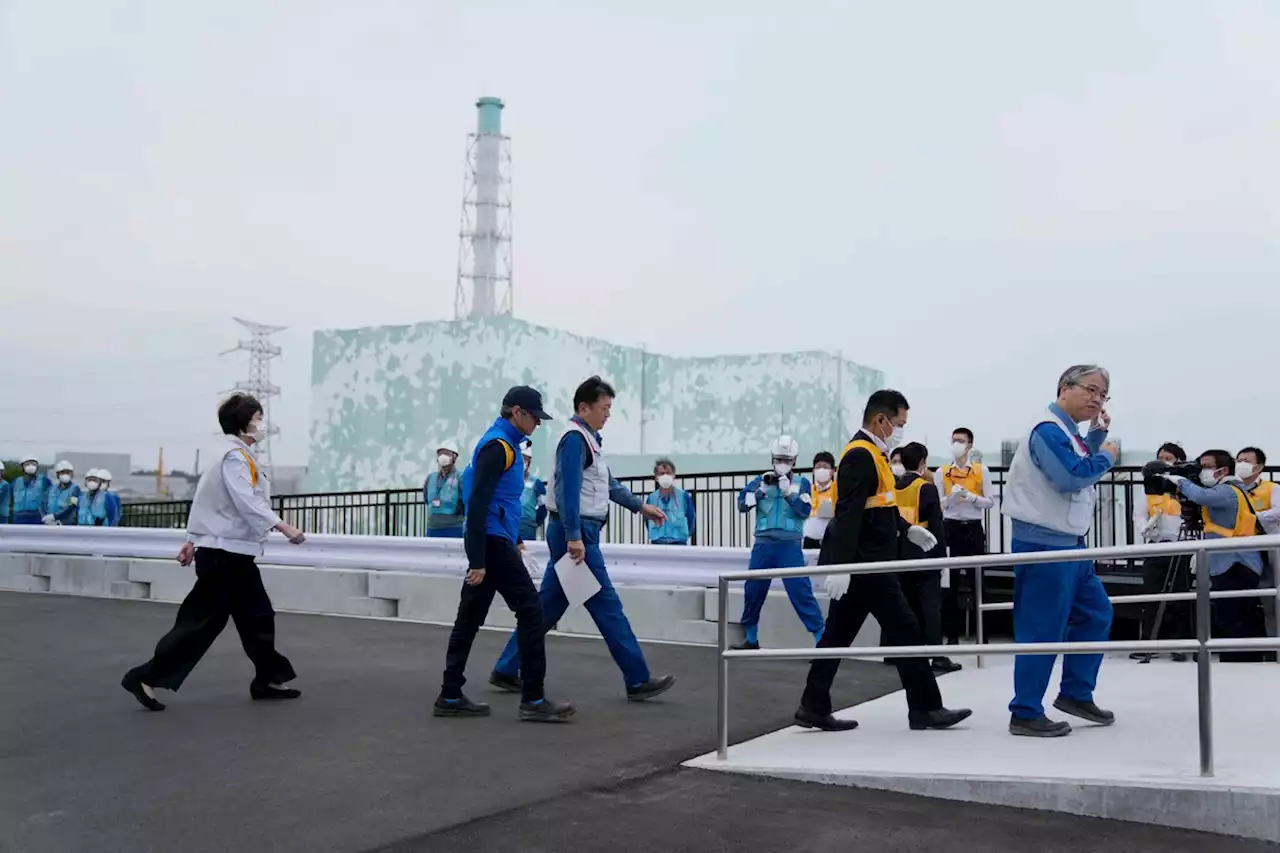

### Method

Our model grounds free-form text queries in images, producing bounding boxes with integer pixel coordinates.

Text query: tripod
[1133,524,1200,664]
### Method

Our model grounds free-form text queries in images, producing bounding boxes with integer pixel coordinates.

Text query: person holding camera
[1002,365,1119,738]
[732,435,825,650]
[1131,442,1192,658]
[1166,450,1268,662]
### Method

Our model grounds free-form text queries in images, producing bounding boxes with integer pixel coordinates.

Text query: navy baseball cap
[502,385,552,421]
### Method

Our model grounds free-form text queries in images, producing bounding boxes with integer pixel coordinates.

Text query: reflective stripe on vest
[940,463,984,497]
[236,449,258,487]
[841,438,897,509]
[894,477,928,527]
[1202,485,1258,538]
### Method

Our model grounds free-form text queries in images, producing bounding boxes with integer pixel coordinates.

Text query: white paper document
[554,553,602,609]
[521,550,544,577]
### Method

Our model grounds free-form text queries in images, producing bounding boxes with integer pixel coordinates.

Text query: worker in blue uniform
[100,470,122,526]
[424,440,465,538]
[78,471,110,526]
[11,458,52,525]
[491,376,676,703]
[0,473,11,524]
[1002,365,1119,738]
[45,461,83,525]
[518,442,547,542]
[732,435,825,650]
[645,457,696,545]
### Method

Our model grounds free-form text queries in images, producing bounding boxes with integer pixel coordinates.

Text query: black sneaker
[626,675,675,702]
[488,671,522,693]
[730,641,760,651]
[1052,696,1115,726]
[931,657,963,674]
[433,693,491,717]
[518,697,575,722]
[793,706,859,731]
[1009,714,1071,737]
[908,707,972,730]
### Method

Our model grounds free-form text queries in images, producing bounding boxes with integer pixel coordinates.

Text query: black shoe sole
[1009,723,1072,738]
[909,708,972,730]
[518,707,575,723]
[1052,698,1114,726]
[250,689,301,701]
[488,673,522,693]
[627,677,676,702]
[433,705,491,717]
[121,675,165,711]
[793,716,859,732]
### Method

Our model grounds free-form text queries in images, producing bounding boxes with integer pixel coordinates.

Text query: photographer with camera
[1166,450,1268,662]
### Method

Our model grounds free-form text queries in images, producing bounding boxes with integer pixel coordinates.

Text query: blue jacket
[11,475,52,519]
[645,487,695,544]
[78,490,110,526]
[0,480,10,523]
[552,417,643,540]
[1011,403,1113,546]
[519,477,547,540]
[739,475,811,543]
[461,417,527,547]
[424,469,465,529]
[104,491,122,526]
[47,482,83,525]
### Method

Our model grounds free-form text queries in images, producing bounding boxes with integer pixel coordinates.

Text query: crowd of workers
[0,459,121,526]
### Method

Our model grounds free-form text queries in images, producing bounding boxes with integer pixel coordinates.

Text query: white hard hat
[770,435,799,460]
[20,456,38,466]
[521,443,533,459]
[99,469,113,481]
[437,440,459,456]
[55,460,73,473]
[86,469,102,480]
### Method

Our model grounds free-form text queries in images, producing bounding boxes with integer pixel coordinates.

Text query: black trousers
[897,569,944,649]
[1212,562,1267,662]
[802,536,823,551]
[801,573,943,716]
[1138,554,1192,640]
[441,535,546,702]
[943,520,985,643]
[130,548,295,691]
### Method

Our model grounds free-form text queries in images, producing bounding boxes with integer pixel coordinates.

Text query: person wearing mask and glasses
[804,451,838,550]
[121,394,307,712]
[645,457,696,545]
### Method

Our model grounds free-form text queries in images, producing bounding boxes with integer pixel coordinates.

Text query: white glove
[776,476,791,495]
[744,491,758,508]
[1163,474,1185,485]
[943,488,967,507]
[824,573,851,600]
[906,525,937,551]
[42,514,56,525]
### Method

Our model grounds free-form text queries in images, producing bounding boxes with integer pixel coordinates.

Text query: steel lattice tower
[220,317,285,476]
[455,96,513,319]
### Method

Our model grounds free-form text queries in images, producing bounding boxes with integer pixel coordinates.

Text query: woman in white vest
[121,394,307,712]
[1001,365,1120,738]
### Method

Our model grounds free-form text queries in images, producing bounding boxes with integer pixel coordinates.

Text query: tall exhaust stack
[455,96,513,319]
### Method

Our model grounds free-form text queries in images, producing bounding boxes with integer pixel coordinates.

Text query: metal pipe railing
[715,534,1280,778]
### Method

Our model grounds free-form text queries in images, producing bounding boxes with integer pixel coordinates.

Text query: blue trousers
[741,539,824,636]
[427,526,464,539]
[11,512,43,525]
[1009,538,1113,719]
[495,517,650,688]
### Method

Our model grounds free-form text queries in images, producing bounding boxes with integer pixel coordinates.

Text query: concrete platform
[687,655,1280,842]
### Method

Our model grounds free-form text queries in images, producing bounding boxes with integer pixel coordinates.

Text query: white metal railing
[715,534,1280,777]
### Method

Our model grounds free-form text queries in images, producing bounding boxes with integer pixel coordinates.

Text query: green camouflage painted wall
[307,316,884,490]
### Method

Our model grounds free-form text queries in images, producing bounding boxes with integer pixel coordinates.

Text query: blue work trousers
[495,516,650,688]
[741,539,824,635]
[1009,538,1114,719]
[427,526,464,539]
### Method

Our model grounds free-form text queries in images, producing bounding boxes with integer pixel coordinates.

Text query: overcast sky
[2,0,1278,472]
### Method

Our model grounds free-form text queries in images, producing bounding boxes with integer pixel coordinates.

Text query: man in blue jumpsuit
[733,435,825,650]
[0,472,11,524]
[99,470,123,526]
[78,472,111,526]
[45,461,83,525]
[11,458,51,525]
[491,375,676,702]
[645,457,696,545]
[518,442,547,542]
[424,441,465,538]
[1002,365,1120,737]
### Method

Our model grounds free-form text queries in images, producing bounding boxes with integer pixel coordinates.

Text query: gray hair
[653,457,676,474]
[1057,364,1109,395]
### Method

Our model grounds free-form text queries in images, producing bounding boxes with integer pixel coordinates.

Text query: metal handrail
[714,534,1280,778]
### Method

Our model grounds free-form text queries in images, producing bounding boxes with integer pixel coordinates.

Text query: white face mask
[774,461,793,476]
[952,442,969,461]
[1236,462,1256,480]
[58,473,72,485]
[813,467,832,485]
[86,481,100,492]
[22,463,37,475]
[438,453,453,468]
[885,425,905,452]
[656,474,675,489]
[244,419,267,440]
[890,463,906,478]
[1199,469,1220,488]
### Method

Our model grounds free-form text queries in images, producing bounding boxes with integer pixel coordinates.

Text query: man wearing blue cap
[435,385,575,723]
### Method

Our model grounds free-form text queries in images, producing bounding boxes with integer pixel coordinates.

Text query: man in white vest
[1002,365,1119,738]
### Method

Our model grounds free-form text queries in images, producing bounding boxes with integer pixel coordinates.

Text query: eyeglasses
[1074,383,1111,403]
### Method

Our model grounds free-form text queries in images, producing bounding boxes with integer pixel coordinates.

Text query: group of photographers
[1139,443,1279,662]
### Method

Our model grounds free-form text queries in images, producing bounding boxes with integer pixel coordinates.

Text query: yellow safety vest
[894,477,929,527]
[1247,480,1276,513]
[840,438,897,509]
[810,478,837,517]
[940,462,984,497]
[1201,485,1259,539]
[1147,494,1181,518]
[236,449,259,487]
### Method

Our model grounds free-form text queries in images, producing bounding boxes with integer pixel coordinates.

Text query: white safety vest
[1001,407,1098,537]
[545,421,611,520]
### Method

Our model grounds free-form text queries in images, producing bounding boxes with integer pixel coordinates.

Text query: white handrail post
[716,575,730,761]
[975,563,986,669]
[1195,544,1213,778]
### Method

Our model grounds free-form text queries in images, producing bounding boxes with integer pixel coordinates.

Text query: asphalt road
[1,591,1272,853]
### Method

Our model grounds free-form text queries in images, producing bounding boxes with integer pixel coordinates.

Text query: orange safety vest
[940,462,984,497]
[1147,493,1181,518]
[1201,484,1259,539]
[1247,480,1276,513]
[894,477,929,527]
[810,478,837,517]
[840,438,897,509]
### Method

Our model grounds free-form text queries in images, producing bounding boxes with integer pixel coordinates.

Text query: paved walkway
[1,591,1272,853]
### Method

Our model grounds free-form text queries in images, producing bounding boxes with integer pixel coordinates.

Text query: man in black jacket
[795,390,971,732]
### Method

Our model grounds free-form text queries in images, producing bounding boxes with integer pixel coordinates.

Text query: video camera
[1141,460,1203,531]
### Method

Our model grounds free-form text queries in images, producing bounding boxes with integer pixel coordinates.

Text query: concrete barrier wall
[0,553,881,650]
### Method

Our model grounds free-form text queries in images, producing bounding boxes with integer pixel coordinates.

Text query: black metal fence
[122,466,1279,560]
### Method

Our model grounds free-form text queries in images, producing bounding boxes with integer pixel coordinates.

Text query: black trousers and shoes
[123,547,298,709]
[798,572,970,731]
[1130,554,1193,662]
[439,535,573,721]
[943,519,985,644]
[895,569,960,673]
[1212,563,1268,663]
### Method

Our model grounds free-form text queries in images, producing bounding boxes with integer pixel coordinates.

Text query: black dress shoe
[1052,696,1115,725]
[908,707,972,730]
[518,697,575,722]
[626,674,676,702]
[793,706,859,731]
[433,693,491,717]
[488,671,522,693]
[121,672,165,711]
[1009,714,1071,737]
[931,657,963,674]
[730,641,760,651]
[250,684,302,701]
